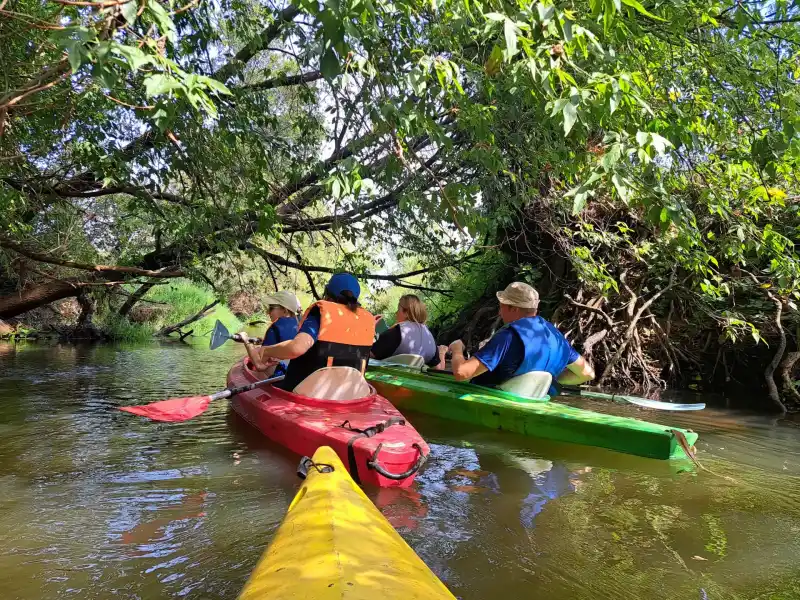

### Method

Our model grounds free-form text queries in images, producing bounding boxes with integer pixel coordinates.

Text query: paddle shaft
[210,375,285,401]
[232,333,261,345]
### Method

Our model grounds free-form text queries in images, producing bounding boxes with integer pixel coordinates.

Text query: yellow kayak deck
[239,446,455,600]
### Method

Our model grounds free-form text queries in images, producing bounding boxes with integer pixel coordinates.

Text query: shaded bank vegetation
[2,0,799,410]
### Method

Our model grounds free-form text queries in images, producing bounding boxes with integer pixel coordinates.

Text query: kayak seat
[293,367,372,401]
[383,354,426,368]
[498,371,552,399]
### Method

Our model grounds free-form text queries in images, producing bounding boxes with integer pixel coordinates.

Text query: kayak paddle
[562,388,706,411]
[210,319,261,350]
[118,375,284,422]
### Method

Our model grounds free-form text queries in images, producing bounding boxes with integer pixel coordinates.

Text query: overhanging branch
[245,243,481,286]
[240,70,323,92]
[0,238,185,278]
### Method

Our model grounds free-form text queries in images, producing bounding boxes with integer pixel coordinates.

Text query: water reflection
[2,340,800,599]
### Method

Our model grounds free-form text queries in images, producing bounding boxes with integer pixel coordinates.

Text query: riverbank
[0,280,243,343]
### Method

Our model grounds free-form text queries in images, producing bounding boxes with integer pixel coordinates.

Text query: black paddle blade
[210,319,231,350]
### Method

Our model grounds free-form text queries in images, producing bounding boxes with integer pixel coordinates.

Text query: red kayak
[227,359,429,488]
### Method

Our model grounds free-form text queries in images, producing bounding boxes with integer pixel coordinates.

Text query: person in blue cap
[257,273,377,391]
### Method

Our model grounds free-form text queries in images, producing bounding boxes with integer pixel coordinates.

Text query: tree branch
[214,5,301,83]
[240,70,323,92]
[245,243,481,284]
[0,238,184,278]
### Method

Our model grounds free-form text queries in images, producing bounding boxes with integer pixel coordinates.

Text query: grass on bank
[99,280,242,342]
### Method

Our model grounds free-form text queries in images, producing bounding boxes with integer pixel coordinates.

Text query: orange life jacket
[280,300,376,391]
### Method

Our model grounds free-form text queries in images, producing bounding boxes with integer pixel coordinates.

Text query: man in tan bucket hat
[440,282,594,395]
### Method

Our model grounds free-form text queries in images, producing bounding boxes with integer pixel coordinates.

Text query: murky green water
[2,341,800,599]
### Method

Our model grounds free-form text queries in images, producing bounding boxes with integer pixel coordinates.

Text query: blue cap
[325,273,361,300]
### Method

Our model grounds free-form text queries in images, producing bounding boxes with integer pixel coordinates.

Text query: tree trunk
[0,318,13,335]
[779,351,800,405]
[73,292,104,339]
[118,282,157,318]
[764,299,788,413]
[0,279,87,319]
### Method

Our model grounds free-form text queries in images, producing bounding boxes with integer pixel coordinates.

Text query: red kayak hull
[227,360,429,488]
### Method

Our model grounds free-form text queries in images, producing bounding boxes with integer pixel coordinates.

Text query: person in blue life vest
[440,282,595,392]
[255,273,376,391]
[238,290,301,377]
[371,294,441,367]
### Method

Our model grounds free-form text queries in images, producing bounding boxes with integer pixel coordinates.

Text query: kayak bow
[239,446,456,600]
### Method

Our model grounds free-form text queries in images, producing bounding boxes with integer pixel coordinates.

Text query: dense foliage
[1,0,799,407]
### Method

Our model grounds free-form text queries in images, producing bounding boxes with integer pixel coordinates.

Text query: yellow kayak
[239,446,456,600]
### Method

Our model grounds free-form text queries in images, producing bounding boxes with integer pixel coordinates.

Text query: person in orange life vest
[257,273,376,391]
[238,290,301,377]
[440,282,595,393]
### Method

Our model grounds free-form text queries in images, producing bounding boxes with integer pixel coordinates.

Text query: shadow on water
[1,341,800,599]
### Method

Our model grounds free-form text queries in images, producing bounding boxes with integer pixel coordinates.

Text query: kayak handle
[367,443,427,481]
[296,456,335,480]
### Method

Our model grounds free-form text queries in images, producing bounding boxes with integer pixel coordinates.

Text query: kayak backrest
[293,367,372,400]
[383,354,426,368]
[498,371,552,399]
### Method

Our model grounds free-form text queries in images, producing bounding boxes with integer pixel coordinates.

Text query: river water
[1,341,799,599]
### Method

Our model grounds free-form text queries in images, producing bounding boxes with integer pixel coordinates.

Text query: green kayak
[365,363,698,461]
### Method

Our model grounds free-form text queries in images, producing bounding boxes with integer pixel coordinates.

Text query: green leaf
[485,45,504,76]
[601,143,622,170]
[550,98,568,117]
[197,75,231,96]
[320,49,340,79]
[144,73,182,97]
[536,3,555,23]
[620,0,666,21]
[650,133,673,154]
[612,173,630,201]
[504,19,518,59]
[563,102,577,135]
[65,41,85,74]
[572,190,589,214]
[408,66,426,95]
[121,0,139,25]
[635,131,650,146]
[562,18,573,42]
[484,12,505,21]
[147,0,177,43]
[113,44,152,72]
[609,90,621,114]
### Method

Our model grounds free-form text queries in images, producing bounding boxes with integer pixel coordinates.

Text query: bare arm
[449,340,488,381]
[261,332,315,360]
[238,332,273,372]
[556,355,595,385]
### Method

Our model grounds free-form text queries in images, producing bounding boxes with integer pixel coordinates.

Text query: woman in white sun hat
[238,290,301,376]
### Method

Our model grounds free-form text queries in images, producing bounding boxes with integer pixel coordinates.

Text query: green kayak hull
[365,366,698,461]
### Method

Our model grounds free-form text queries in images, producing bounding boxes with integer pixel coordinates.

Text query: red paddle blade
[119,395,213,422]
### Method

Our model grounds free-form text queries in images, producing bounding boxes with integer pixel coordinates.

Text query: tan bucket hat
[264,290,301,314]
[496,282,540,310]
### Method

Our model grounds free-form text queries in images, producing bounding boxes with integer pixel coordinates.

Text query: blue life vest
[263,316,298,377]
[506,316,575,378]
